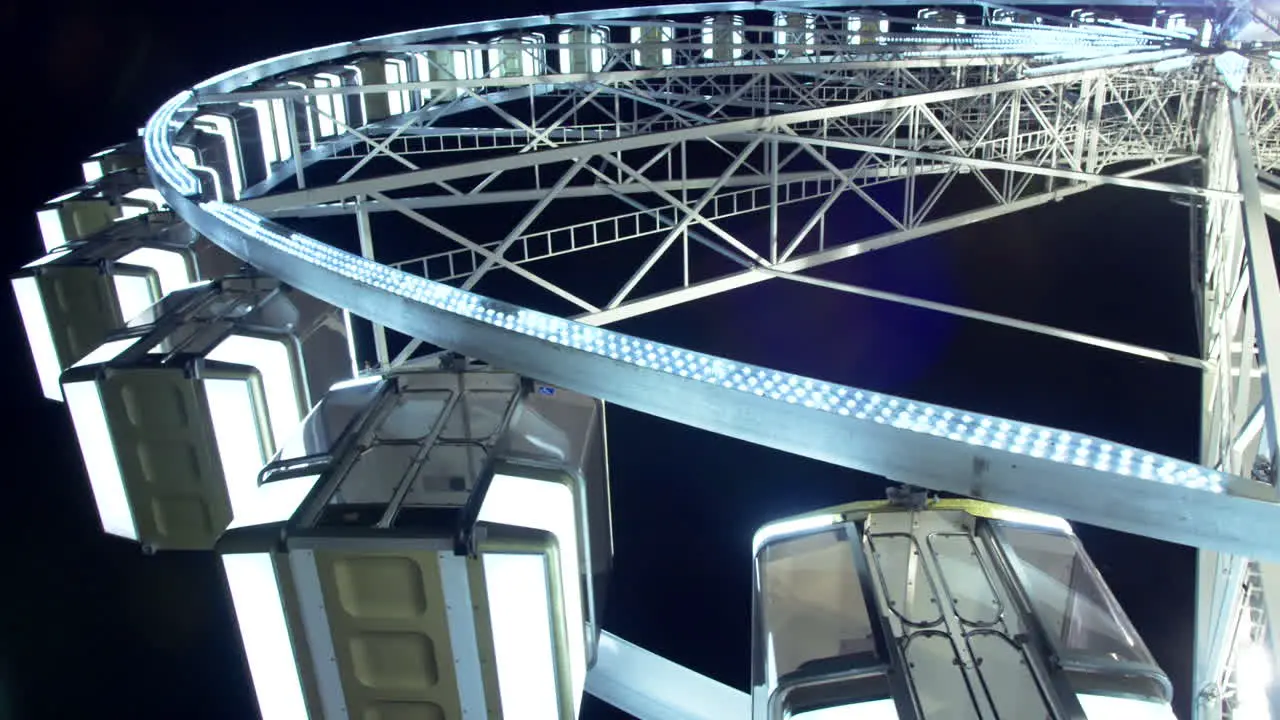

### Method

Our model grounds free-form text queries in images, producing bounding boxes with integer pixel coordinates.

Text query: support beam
[286,99,306,190]
[311,102,419,172]
[605,136,765,308]
[1191,74,1280,720]
[586,632,750,720]
[238,69,1114,214]
[769,138,779,264]
[198,55,1027,104]
[765,268,1206,369]
[519,86,605,153]
[356,199,389,368]
[391,336,425,367]
[1227,91,1280,484]
[575,156,1199,327]
[595,151,770,267]
[768,132,1231,201]
[462,156,590,290]
[263,165,950,218]
[365,190,601,313]
[603,185,753,271]
[336,90,478,184]
[1195,551,1249,720]
[1258,563,1280,703]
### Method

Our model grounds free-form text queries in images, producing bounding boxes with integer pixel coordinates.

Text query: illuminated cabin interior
[343,57,393,124]
[702,14,747,61]
[34,149,167,254]
[216,365,612,720]
[991,8,1043,24]
[381,53,423,116]
[14,135,256,403]
[12,212,204,401]
[57,275,351,550]
[487,33,547,78]
[630,22,676,68]
[419,42,485,101]
[1070,9,1121,25]
[226,73,374,201]
[1152,10,1214,46]
[847,12,891,44]
[772,13,817,56]
[558,26,610,74]
[752,498,1177,720]
[81,141,147,184]
[191,68,383,202]
[917,8,967,27]
[307,67,363,145]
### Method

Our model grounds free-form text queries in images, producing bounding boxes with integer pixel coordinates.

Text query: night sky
[0,2,1210,718]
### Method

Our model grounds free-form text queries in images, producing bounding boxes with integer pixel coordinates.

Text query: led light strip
[143,91,201,196]
[202,200,1229,496]
[1024,47,1189,77]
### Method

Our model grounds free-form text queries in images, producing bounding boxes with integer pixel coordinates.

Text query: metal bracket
[886,485,932,510]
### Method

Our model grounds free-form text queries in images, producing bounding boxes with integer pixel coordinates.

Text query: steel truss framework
[125,2,1280,718]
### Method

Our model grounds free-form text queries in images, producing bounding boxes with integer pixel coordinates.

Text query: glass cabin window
[124,282,210,329]
[788,698,900,719]
[207,334,301,453]
[313,76,337,139]
[274,378,384,463]
[385,58,411,115]
[757,526,881,685]
[193,114,244,200]
[1076,694,1177,720]
[997,525,1154,666]
[112,271,160,325]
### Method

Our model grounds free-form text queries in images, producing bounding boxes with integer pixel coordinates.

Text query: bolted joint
[1197,682,1221,706]
[440,352,468,372]
[1250,456,1275,485]
[886,484,931,510]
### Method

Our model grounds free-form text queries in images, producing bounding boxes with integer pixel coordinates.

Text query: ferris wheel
[14,1,1280,718]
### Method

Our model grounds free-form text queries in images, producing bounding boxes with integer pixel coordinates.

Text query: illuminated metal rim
[751,497,1072,555]
[792,497,1076,529]
[143,1,1280,560]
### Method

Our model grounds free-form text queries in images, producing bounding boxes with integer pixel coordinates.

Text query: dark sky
[0,2,1205,719]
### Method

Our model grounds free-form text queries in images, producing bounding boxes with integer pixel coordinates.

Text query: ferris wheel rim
[142,4,1274,561]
